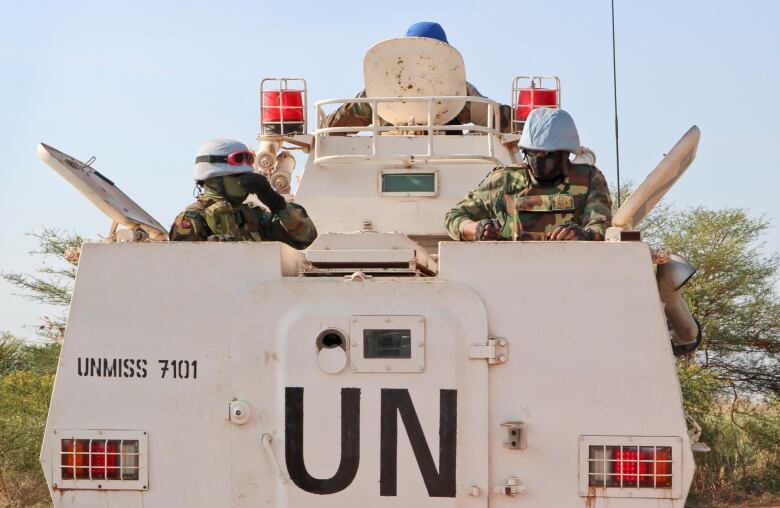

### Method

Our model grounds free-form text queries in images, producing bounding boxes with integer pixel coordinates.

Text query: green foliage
[0,337,58,507]
[650,208,780,397]
[688,399,780,506]
[0,228,77,506]
[632,202,780,504]
[0,333,60,377]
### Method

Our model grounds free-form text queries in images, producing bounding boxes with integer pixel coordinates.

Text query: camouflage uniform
[169,190,317,249]
[445,163,612,241]
[325,82,513,133]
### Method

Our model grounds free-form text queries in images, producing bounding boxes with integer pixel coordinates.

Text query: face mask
[205,176,249,204]
[526,151,566,184]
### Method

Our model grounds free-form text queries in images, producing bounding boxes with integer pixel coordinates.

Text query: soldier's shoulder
[570,163,608,186]
[570,163,604,177]
[178,201,208,218]
[474,166,509,188]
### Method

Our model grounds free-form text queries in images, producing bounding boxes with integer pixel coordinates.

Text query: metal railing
[313,96,503,165]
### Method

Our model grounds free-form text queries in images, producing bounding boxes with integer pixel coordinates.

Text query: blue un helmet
[406,22,448,43]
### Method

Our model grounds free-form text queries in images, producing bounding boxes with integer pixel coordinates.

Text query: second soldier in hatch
[445,108,612,241]
[169,138,317,248]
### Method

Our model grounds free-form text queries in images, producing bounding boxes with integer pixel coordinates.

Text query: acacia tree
[2,228,85,343]
[639,205,780,503]
[645,208,780,397]
[0,228,84,507]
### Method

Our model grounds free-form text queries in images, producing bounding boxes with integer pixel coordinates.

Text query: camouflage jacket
[169,190,317,249]
[324,82,513,133]
[445,163,612,241]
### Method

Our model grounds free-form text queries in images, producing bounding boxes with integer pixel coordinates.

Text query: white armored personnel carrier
[38,37,704,507]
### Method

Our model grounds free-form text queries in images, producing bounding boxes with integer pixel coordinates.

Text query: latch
[469,337,508,364]
[494,476,526,497]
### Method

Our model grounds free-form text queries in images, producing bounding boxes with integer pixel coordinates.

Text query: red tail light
[61,439,138,481]
[613,447,647,484]
[90,440,120,479]
[588,445,673,488]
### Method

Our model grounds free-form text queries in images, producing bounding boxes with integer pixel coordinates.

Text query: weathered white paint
[42,240,694,507]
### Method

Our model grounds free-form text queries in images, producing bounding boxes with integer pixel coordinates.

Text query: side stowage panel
[438,241,695,508]
[41,242,294,507]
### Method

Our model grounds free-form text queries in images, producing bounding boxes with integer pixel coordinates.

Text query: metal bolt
[498,354,507,363]
[351,365,357,371]
[418,365,424,372]
[498,338,507,347]
[384,365,391,371]
[384,318,390,323]
[418,317,424,322]
[351,341,357,347]
[417,341,424,347]
[351,318,357,323]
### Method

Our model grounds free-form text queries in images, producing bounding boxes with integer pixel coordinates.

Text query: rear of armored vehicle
[40,36,699,507]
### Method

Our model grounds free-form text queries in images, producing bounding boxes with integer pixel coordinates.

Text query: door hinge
[469,337,508,364]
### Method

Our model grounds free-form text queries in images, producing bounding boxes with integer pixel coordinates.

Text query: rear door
[228,279,489,507]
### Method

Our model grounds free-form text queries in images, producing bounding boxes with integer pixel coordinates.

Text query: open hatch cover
[37,143,168,240]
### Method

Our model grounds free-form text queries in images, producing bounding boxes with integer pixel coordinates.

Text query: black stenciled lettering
[78,357,85,376]
[123,359,134,378]
[89,358,102,377]
[380,389,457,498]
[104,358,116,377]
[137,359,148,378]
[285,387,360,495]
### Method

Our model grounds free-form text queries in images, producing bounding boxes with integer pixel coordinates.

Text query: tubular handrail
[313,96,503,165]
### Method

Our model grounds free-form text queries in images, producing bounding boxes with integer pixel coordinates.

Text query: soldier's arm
[464,82,513,133]
[324,90,373,135]
[444,170,503,240]
[169,211,210,241]
[579,168,613,241]
[262,202,318,250]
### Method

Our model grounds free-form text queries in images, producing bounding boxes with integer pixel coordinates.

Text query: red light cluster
[613,447,672,488]
[61,439,120,480]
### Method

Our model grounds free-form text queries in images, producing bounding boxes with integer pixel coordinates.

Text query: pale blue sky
[1,0,779,339]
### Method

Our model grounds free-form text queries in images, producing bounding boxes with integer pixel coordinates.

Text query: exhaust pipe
[656,254,702,354]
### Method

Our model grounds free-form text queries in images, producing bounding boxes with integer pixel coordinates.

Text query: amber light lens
[61,439,90,479]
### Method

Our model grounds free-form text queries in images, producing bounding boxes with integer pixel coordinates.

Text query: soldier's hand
[207,234,239,242]
[548,222,589,241]
[237,173,286,213]
[474,219,502,241]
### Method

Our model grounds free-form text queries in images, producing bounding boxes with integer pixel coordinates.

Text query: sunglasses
[523,149,548,157]
[196,150,255,167]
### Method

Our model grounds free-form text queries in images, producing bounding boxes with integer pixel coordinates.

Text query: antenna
[611,0,621,206]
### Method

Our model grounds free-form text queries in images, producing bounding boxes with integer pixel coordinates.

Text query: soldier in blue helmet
[325,22,512,132]
[169,138,317,247]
